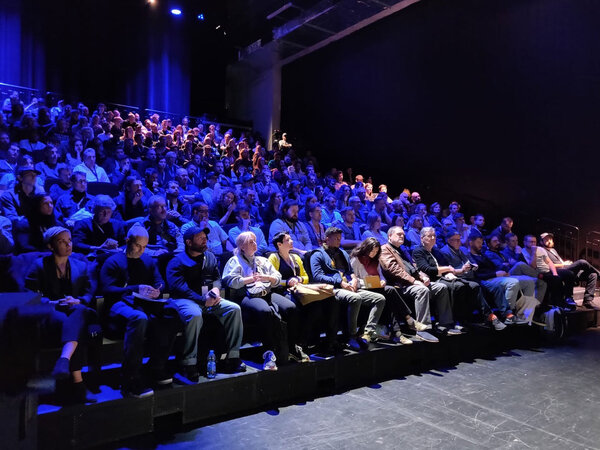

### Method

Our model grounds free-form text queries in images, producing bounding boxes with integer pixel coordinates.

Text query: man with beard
[268,199,311,254]
[167,226,245,383]
[484,233,546,302]
[539,232,598,309]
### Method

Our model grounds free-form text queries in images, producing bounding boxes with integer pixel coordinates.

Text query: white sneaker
[394,332,413,345]
[411,320,429,332]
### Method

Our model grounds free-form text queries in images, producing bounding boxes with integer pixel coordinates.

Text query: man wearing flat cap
[167,226,245,383]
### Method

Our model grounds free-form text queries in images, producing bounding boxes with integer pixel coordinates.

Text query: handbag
[246,281,270,298]
[289,283,334,306]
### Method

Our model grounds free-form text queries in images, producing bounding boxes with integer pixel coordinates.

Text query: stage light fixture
[171,8,182,16]
[197,13,205,21]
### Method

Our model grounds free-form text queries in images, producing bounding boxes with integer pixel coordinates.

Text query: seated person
[348,195,369,225]
[320,194,342,227]
[489,217,514,246]
[361,211,388,245]
[485,233,545,302]
[268,199,311,254]
[15,193,63,253]
[239,188,262,225]
[334,207,362,249]
[166,226,245,382]
[0,165,43,225]
[228,205,268,255]
[223,231,300,370]
[540,232,599,309]
[310,227,386,351]
[199,171,219,206]
[466,231,522,323]
[73,148,110,183]
[268,231,336,355]
[35,145,61,181]
[164,180,191,227]
[55,171,94,227]
[0,214,14,254]
[404,214,424,250]
[303,203,327,250]
[25,227,98,403]
[48,165,72,202]
[174,167,199,201]
[110,154,141,190]
[413,227,504,331]
[182,201,234,258]
[72,195,126,254]
[379,226,452,342]
[351,237,429,344]
[100,224,179,398]
[521,234,574,309]
[140,195,184,257]
[115,176,147,222]
[211,188,238,227]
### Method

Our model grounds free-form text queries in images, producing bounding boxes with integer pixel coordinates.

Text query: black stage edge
[31,309,599,449]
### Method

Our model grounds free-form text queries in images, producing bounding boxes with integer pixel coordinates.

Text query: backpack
[543,306,568,340]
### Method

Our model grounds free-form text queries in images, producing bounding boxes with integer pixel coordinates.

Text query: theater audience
[304,203,327,249]
[1,165,43,224]
[228,205,268,255]
[115,176,147,222]
[182,202,233,258]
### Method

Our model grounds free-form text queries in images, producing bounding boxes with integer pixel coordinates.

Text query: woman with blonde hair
[222,231,304,370]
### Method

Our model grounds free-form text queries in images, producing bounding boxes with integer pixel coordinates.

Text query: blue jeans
[480,277,519,317]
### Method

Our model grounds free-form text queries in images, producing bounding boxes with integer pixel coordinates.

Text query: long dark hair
[351,237,381,260]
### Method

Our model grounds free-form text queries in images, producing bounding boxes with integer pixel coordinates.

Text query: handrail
[0,82,38,92]
[537,217,580,232]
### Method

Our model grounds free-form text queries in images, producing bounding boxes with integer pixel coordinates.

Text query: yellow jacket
[267,252,309,286]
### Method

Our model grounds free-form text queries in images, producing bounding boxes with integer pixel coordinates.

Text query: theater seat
[87,182,120,197]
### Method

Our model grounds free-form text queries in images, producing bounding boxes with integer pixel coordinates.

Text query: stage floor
[110,328,600,449]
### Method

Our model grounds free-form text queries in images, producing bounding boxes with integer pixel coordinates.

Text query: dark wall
[281,0,600,232]
[0,0,229,116]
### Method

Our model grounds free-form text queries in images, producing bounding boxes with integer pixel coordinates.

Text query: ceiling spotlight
[170,8,182,16]
[197,13,204,21]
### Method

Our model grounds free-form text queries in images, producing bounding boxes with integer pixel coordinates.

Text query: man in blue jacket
[167,226,245,383]
[310,226,385,351]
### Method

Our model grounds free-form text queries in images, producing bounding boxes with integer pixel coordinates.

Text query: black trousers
[437,278,492,323]
[43,304,98,372]
[564,260,599,302]
[298,296,339,346]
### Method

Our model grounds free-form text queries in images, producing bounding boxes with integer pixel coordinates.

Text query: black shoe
[582,301,599,310]
[70,382,97,404]
[152,369,173,386]
[121,379,154,398]
[565,297,577,309]
[181,365,200,383]
[219,358,247,374]
[51,357,70,380]
[347,336,368,351]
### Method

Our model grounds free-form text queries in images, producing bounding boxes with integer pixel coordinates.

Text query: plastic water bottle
[207,350,217,379]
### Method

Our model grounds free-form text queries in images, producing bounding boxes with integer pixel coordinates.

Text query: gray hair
[127,222,149,241]
[387,226,404,237]
[148,195,166,208]
[420,226,436,238]
[83,148,96,159]
[92,194,116,212]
